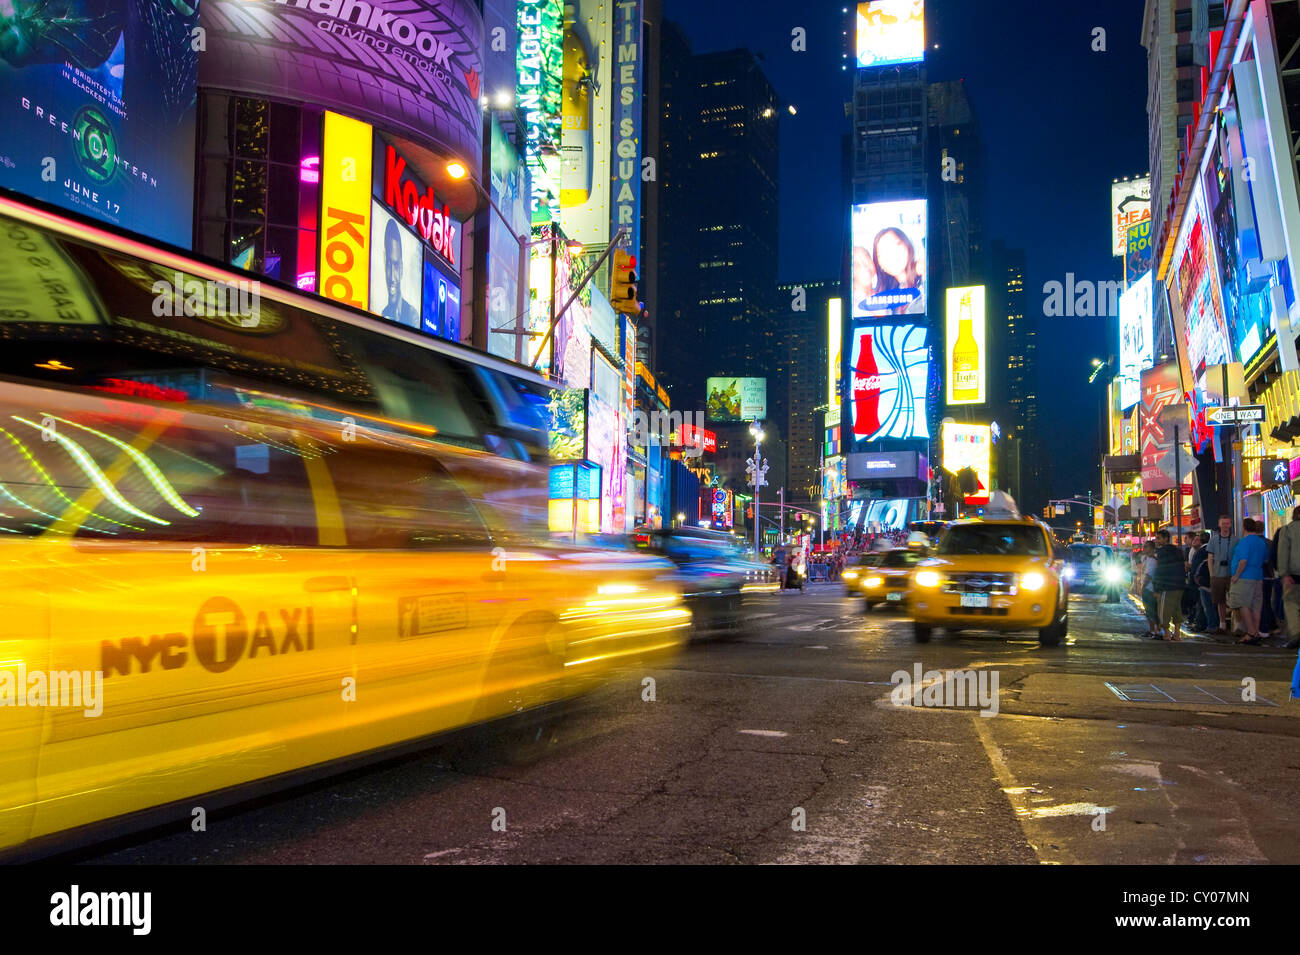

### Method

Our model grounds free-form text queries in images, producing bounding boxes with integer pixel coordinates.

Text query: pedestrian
[1191,530,1215,632]
[1274,505,1300,649]
[1204,514,1239,635]
[1139,540,1161,638]
[1228,518,1269,645]
[1190,530,1216,634]
[1152,529,1187,641]
[785,548,804,592]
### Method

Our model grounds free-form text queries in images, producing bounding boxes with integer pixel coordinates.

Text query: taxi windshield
[1068,544,1113,564]
[937,524,1049,557]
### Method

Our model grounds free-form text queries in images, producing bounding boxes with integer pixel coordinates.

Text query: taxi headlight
[1104,566,1122,583]
[843,570,860,580]
[915,570,941,588]
[1020,571,1046,592]
[864,575,884,589]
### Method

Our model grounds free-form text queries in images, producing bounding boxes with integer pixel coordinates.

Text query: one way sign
[1208,404,1265,425]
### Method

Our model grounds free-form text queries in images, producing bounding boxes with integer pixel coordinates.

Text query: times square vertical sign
[612,0,643,256]
[518,0,563,225]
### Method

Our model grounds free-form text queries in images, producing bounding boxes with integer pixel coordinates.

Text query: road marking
[738,729,789,737]
[970,715,1058,864]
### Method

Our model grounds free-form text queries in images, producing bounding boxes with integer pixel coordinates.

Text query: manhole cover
[1104,682,1279,707]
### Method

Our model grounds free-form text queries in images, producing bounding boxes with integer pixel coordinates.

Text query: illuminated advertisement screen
[422,255,462,342]
[319,112,374,312]
[827,298,843,427]
[849,323,930,442]
[850,200,927,319]
[856,1,925,69]
[865,498,913,531]
[1204,92,1294,371]
[1125,220,1153,287]
[707,378,767,421]
[1118,271,1154,410]
[0,0,200,247]
[589,351,624,532]
[369,201,423,330]
[1111,177,1151,257]
[941,422,991,499]
[548,388,586,460]
[518,0,564,225]
[200,0,484,170]
[487,115,530,361]
[945,285,986,405]
[1172,181,1232,380]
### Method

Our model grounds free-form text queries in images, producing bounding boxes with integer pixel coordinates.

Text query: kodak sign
[319,112,373,310]
[383,144,457,268]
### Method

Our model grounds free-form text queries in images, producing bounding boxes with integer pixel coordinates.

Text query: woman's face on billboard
[876,231,912,281]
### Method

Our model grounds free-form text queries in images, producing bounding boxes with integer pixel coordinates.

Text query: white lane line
[739,729,789,737]
[970,715,1057,865]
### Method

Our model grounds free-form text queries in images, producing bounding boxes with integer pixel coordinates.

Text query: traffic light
[610,249,639,315]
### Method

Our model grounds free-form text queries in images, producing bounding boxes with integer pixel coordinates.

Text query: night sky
[664,0,1150,502]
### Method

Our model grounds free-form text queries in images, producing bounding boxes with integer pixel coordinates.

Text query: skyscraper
[991,240,1043,509]
[780,279,837,504]
[653,34,783,429]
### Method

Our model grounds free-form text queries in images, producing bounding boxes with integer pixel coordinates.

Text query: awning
[1104,454,1142,481]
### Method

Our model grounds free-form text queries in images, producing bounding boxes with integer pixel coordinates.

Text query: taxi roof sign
[982,490,1021,519]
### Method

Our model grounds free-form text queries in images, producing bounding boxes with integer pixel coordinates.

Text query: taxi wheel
[913,622,932,643]
[1038,607,1068,647]
[863,599,877,612]
[472,615,569,765]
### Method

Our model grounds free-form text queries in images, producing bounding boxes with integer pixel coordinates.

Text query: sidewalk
[1126,592,1297,647]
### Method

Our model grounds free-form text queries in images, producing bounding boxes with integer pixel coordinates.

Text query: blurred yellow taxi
[907,495,1067,646]
[0,203,690,856]
[855,548,924,610]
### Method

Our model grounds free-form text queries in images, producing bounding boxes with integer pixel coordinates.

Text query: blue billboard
[0,0,200,247]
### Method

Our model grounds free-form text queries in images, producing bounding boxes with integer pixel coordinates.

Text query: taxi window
[326,445,491,549]
[938,524,1049,557]
[880,550,920,568]
[0,408,318,545]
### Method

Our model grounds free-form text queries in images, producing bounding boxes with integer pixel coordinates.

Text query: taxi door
[27,412,359,843]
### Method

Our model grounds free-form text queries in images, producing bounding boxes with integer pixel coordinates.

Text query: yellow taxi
[907,494,1068,646]
[0,202,691,857]
[853,548,924,610]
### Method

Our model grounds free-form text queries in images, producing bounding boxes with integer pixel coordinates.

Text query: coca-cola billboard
[850,323,931,442]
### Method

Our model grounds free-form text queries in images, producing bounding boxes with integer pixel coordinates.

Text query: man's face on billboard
[386,235,402,301]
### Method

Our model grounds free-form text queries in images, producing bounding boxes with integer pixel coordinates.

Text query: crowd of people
[1134,507,1300,646]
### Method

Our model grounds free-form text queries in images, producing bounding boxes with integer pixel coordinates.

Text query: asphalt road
[82,586,1300,864]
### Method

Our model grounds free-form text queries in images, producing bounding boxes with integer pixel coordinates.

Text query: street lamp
[748,423,767,555]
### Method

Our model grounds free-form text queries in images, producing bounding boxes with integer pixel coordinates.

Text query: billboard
[849,323,930,442]
[369,201,423,330]
[1125,220,1153,287]
[856,1,925,69]
[945,285,986,405]
[1118,271,1155,410]
[422,255,462,342]
[1139,363,1189,492]
[519,0,564,225]
[707,378,767,421]
[548,388,586,460]
[850,200,927,319]
[1111,177,1151,257]
[0,0,200,247]
[941,422,992,500]
[487,116,530,362]
[1204,86,1294,371]
[828,297,843,427]
[589,351,624,532]
[609,0,644,255]
[559,0,613,246]
[1171,180,1232,380]
[864,498,913,531]
[199,0,484,170]
[319,112,374,312]
[847,451,922,480]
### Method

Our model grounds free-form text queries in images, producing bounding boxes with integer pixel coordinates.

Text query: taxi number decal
[397,594,468,639]
[101,597,316,676]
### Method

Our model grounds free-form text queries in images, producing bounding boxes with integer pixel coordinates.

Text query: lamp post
[747,422,768,555]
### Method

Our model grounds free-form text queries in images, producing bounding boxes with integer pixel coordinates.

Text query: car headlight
[843,571,859,580]
[1062,564,1076,579]
[1104,565,1121,582]
[915,570,941,588]
[864,575,884,589]
[1020,571,1046,592]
